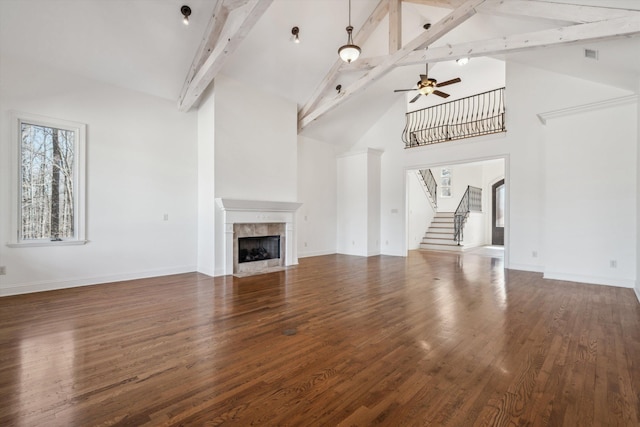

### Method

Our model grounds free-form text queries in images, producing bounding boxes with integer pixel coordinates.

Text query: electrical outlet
[610,260,617,268]
[304,242,308,247]
[163,214,169,221]
[532,251,538,258]
[0,266,6,275]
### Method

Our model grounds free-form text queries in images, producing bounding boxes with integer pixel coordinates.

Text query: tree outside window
[10,113,86,246]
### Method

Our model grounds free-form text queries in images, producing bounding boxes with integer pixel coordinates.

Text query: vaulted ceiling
[1,0,639,146]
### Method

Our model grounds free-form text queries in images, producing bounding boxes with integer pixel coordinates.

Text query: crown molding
[537,94,638,125]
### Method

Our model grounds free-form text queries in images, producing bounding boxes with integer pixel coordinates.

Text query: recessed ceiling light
[457,57,470,66]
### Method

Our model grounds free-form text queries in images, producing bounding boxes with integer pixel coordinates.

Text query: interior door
[492,179,505,246]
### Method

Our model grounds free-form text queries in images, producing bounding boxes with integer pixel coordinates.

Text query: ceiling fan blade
[433,90,450,98]
[409,93,422,103]
[436,77,461,87]
[394,89,417,92]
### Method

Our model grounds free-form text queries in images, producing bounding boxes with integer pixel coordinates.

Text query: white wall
[197,84,216,276]
[0,56,198,296]
[407,172,434,250]
[297,135,337,258]
[504,62,633,273]
[367,152,382,256]
[352,98,408,256]
[337,152,369,256]
[213,74,297,202]
[543,102,637,288]
[212,74,298,274]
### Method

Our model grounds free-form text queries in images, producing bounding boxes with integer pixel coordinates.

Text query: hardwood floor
[1,251,639,426]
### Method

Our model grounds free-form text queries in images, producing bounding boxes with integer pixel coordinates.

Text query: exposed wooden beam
[402,0,465,8]
[395,14,640,66]
[478,0,631,24]
[299,0,484,131]
[177,0,273,112]
[177,0,226,107]
[298,0,389,120]
[389,0,402,53]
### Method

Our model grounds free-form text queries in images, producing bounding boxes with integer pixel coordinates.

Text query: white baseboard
[297,250,336,259]
[543,271,635,289]
[634,286,640,304]
[196,267,216,277]
[1,265,197,297]
[213,268,227,277]
[507,263,544,273]
[381,250,407,257]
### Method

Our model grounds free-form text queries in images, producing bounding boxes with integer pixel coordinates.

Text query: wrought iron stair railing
[454,185,482,245]
[403,87,506,148]
[418,169,437,209]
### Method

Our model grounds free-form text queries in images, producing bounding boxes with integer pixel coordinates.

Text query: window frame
[8,112,87,247]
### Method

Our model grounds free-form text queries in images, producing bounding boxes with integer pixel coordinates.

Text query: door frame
[405,155,510,268]
[491,178,505,245]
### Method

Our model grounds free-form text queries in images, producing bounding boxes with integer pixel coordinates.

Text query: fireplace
[233,223,285,274]
[216,198,302,276]
[238,235,280,263]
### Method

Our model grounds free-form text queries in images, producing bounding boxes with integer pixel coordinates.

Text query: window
[440,168,451,198]
[9,112,86,247]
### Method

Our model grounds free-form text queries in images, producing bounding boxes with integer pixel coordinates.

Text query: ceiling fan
[394,64,461,103]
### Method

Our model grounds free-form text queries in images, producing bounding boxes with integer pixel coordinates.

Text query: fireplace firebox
[238,235,281,264]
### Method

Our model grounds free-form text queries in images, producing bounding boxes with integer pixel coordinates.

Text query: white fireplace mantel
[216,198,302,275]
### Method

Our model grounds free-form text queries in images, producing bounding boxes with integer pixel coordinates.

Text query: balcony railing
[403,87,506,148]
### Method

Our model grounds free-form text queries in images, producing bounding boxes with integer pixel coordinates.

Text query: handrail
[453,185,482,244]
[403,87,506,148]
[418,169,437,209]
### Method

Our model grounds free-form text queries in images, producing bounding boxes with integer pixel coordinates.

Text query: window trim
[7,111,87,248]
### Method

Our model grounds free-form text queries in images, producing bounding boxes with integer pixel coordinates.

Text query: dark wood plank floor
[1,251,639,426]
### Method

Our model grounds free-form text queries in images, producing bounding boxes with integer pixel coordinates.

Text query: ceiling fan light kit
[394,63,462,103]
[338,0,361,63]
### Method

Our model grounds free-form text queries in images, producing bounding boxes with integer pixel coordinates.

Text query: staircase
[419,212,464,252]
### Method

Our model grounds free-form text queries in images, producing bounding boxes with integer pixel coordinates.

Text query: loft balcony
[402,87,506,148]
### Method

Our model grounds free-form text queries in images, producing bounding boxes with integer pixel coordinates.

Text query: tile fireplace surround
[216,199,302,276]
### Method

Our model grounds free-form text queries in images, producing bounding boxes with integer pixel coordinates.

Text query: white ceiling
[1,0,639,146]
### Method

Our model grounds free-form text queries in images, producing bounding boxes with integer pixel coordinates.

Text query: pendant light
[338,0,361,63]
